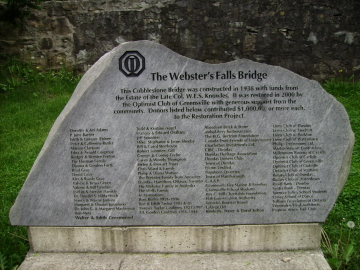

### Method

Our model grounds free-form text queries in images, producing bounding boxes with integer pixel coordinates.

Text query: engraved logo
[119,51,145,77]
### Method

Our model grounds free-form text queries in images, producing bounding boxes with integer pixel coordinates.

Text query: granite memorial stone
[10,41,354,226]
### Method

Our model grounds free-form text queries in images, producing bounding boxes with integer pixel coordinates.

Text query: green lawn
[0,59,359,269]
[0,58,81,269]
[321,77,360,269]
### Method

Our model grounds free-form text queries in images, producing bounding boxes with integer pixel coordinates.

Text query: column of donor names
[70,128,125,220]
[136,126,204,215]
[204,124,270,214]
[272,123,328,213]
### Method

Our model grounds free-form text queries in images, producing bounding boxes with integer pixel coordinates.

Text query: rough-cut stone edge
[18,250,331,270]
[28,224,321,253]
[336,131,355,198]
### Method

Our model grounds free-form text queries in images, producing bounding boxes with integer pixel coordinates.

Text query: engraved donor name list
[10,41,354,226]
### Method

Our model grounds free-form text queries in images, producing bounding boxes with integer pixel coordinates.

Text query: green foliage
[322,77,360,270]
[0,252,8,270]
[321,220,356,269]
[0,0,45,25]
[0,58,81,269]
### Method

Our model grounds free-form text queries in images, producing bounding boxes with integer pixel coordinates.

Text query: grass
[0,59,359,269]
[321,77,360,269]
[0,57,81,269]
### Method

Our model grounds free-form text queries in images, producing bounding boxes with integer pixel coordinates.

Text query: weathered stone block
[10,41,354,226]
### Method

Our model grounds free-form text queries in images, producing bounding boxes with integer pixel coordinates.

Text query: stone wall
[0,0,359,80]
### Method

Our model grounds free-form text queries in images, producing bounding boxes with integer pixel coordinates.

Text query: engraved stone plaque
[10,41,354,226]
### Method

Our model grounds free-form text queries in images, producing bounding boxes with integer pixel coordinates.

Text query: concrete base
[21,224,331,269]
[19,251,331,270]
[28,224,321,253]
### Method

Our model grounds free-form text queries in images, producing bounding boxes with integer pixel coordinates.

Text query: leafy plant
[323,76,360,99]
[0,252,8,270]
[321,220,356,269]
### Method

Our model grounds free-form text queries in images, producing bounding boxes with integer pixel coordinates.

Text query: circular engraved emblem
[119,51,145,77]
